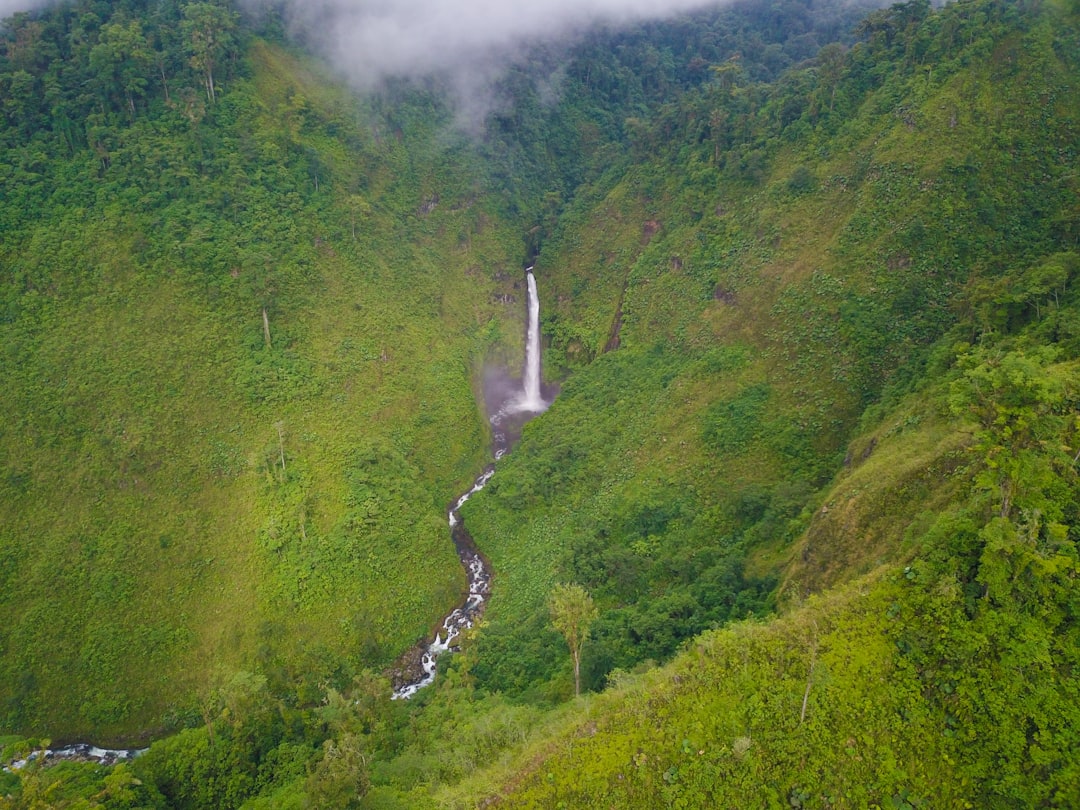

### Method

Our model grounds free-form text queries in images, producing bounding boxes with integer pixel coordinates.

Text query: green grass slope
[0,28,529,741]
[462,0,1080,699]
[437,3,1080,805]
[462,325,1080,806]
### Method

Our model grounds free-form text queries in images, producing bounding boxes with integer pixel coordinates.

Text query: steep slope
[439,2,1080,805]
[0,0,893,748]
[463,0,1080,697]
[1,1,1078,808]
[461,328,1080,806]
[0,10,530,740]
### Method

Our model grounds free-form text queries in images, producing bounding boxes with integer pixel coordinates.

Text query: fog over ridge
[3,0,730,115]
[263,0,725,85]
[0,0,50,18]
[248,0,728,120]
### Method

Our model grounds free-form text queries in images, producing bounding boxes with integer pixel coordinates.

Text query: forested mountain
[1,0,1078,807]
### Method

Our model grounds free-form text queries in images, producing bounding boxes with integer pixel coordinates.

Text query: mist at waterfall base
[484,269,554,456]
[391,268,551,698]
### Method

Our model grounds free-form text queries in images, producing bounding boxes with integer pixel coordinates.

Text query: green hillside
[465,0,1080,696]
[2,0,1079,808]
[0,8,531,741]
[451,1,1080,805]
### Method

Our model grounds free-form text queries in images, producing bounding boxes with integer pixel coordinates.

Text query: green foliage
[3,0,1080,808]
[304,735,369,809]
[181,2,239,103]
[447,1,1080,803]
[702,384,771,453]
[463,340,784,693]
[0,9,527,739]
[949,345,1078,519]
[548,583,598,696]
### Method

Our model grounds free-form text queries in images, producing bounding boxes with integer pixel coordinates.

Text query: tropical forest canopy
[0,0,1078,807]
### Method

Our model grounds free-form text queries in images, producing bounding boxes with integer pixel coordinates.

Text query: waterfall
[392,265,552,698]
[518,267,546,413]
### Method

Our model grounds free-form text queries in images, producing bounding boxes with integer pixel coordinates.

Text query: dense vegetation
[0,0,534,742]
[2,0,1079,807]
[468,0,1080,694]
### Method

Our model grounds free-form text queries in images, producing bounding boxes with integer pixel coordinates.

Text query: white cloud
[0,0,51,19]
[3,0,727,123]
[248,0,729,127]
[272,0,721,85]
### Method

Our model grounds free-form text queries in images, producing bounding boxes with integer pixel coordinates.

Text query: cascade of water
[392,265,551,698]
[520,267,545,411]
[6,744,145,771]
[391,466,494,700]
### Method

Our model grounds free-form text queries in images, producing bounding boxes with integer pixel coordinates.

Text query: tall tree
[89,19,153,117]
[549,583,598,697]
[181,2,237,103]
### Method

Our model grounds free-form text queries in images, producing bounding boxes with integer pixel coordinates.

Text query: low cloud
[253,0,725,122]
[4,0,729,122]
[0,0,52,19]
[269,0,719,83]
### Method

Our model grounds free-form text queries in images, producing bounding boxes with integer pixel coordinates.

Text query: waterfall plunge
[516,267,547,413]
[391,266,550,699]
[488,266,548,457]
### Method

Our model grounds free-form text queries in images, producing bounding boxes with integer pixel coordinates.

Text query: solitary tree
[549,583,598,697]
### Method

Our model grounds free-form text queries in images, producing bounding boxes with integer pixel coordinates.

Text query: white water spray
[519,268,546,412]
[5,744,145,772]
[392,467,494,700]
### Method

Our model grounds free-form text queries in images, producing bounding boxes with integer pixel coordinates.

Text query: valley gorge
[1,0,1078,807]
[391,267,549,699]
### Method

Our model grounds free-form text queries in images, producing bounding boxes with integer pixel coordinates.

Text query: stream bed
[6,269,551,767]
[389,267,550,698]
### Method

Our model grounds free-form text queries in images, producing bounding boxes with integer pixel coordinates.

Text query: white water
[519,268,546,412]
[393,266,550,699]
[392,467,495,700]
[6,744,145,771]
[496,267,548,419]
